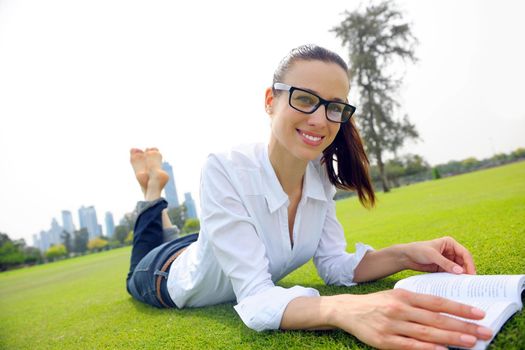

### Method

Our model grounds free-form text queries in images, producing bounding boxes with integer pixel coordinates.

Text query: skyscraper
[162,161,179,208]
[105,211,115,238]
[184,192,198,219]
[61,210,75,234]
[78,206,102,239]
[33,218,64,252]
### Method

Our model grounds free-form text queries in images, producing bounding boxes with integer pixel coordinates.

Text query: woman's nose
[307,104,328,127]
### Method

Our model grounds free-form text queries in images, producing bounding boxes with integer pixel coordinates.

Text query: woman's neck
[267,141,307,197]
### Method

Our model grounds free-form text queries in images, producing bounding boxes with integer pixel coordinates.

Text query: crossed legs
[127,148,173,286]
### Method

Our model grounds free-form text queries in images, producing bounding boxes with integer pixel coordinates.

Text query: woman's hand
[330,289,492,350]
[399,236,476,275]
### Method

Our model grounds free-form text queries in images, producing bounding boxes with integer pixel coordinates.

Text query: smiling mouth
[297,129,325,145]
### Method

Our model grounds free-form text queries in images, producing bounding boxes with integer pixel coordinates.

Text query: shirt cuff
[341,242,375,286]
[233,285,320,332]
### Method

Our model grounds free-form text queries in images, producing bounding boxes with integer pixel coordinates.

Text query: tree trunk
[376,151,390,192]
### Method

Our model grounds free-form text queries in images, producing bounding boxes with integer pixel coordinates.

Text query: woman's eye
[294,94,316,106]
[328,103,343,113]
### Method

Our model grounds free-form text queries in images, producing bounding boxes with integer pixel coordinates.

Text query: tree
[0,241,26,271]
[182,218,200,234]
[45,244,67,261]
[87,237,109,252]
[113,225,130,244]
[167,204,187,231]
[72,228,89,254]
[510,147,525,160]
[124,231,133,245]
[332,1,419,192]
[61,231,73,253]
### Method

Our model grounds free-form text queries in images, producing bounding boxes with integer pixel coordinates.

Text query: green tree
[168,204,187,231]
[45,244,67,261]
[0,241,26,271]
[113,225,129,244]
[124,231,134,245]
[182,218,200,234]
[402,154,430,176]
[432,167,441,180]
[510,147,525,160]
[87,237,109,252]
[61,231,72,253]
[73,228,89,254]
[332,1,418,192]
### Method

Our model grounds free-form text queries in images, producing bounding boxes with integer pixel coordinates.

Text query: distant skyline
[1,0,524,243]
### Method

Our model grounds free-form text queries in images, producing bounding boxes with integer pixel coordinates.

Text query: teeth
[302,132,322,142]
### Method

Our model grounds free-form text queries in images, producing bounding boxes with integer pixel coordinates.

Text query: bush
[182,219,200,234]
[124,231,133,245]
[45,244,67,261]
[87,238,109,252]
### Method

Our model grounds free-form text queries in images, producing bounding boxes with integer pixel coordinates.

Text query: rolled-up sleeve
[200,155,319,331]
[313,196,374,286]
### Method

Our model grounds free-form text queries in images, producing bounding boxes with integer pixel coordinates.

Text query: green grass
[1,161,524,349]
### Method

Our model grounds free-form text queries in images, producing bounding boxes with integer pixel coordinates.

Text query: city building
[78,205,102,239]
[105,211,115,238]
[162,161,179,208]
[61,210,75,234]
[184,192,198,219]
[32,218,65,252]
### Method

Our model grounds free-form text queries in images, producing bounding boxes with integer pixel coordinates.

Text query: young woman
[126,45,492,350]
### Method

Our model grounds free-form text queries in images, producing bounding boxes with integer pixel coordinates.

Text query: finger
[426,248,464,274]
[409,307,493,340]
[409,293,486,320]
[374,334,446,350]
[392,320,480,349]
[452,242,476,275]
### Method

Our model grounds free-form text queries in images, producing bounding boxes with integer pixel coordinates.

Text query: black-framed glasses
[273,83,356,123]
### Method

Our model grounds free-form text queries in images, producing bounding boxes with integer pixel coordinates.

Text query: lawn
[1,161,524,349]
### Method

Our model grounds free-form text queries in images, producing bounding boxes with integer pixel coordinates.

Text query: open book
[394,273,525,350]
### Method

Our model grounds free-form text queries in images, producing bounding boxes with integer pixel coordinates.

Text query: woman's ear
[264,87,273,114]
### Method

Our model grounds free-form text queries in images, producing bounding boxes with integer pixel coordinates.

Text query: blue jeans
[126,198,198,308]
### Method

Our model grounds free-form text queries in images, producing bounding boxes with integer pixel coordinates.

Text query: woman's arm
[281,290,492,350]
[353,236,477,283]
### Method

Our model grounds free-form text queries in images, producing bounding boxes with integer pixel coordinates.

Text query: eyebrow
[297,86,348,103]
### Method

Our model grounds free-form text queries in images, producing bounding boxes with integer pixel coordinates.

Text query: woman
[126,44,492,349]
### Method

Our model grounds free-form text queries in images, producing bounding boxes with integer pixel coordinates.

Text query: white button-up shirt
[167,143,372,331]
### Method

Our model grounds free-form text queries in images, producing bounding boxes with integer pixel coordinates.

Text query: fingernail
[477,326,493,337]
[453,265,464,274]
[471,307,485,317]
[460,334,477,344]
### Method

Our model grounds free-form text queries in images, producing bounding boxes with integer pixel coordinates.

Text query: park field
[1,161,524,349]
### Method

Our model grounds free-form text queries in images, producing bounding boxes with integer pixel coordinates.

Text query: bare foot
[144,148,169,201]
[130,148,149,196]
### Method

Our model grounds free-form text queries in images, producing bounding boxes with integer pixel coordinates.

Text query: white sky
[1,0,524,244]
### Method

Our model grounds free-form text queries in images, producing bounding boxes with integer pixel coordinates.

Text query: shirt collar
[260,145,328,213]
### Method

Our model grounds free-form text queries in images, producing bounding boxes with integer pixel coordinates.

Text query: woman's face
[267,59,350,163]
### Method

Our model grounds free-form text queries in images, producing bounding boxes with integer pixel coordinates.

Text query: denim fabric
[126,198,198,308]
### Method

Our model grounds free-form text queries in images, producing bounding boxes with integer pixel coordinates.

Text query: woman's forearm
[353,244,408,283]
[280,296,339,330]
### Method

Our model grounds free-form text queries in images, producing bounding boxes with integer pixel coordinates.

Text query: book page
[394,273,524,305]
[442,299,519,350]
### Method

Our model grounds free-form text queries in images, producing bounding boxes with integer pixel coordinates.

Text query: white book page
[394,273,524,305]
[442,299,519,350]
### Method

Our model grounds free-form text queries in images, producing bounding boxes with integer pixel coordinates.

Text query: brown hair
[273,44,376,208]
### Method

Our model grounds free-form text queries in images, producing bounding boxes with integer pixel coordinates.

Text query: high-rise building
[184,192,198,219]
[162,161,179,208]
[33,218,64,252]
[78,206,102,239]
[61,210,75,234]
[105,211,115,238]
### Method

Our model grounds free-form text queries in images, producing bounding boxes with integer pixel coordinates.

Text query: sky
[1,0,524,244]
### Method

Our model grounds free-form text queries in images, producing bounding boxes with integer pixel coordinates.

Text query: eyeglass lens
[290,89,351,123]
